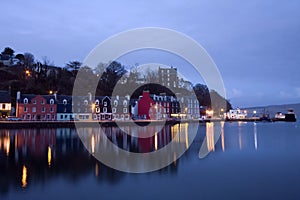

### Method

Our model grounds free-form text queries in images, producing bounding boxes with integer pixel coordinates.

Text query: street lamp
[49,90,53,95]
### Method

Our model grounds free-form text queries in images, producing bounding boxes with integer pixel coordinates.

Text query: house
[100,96,112,120]
[72,95,92,120]
[137,91,180,120]
[111,95,131,120]
[16,92,57,121]
[0,90,11,118]
[56,94,73,121]
[92,96,112,120]
[177,94,200,119]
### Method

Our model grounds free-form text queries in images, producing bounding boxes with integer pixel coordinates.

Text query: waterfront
[1,122,300,200]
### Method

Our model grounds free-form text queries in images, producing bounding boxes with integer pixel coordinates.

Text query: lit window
[104,102,107,106]
[32,107,36,112]
[96,107,100,113]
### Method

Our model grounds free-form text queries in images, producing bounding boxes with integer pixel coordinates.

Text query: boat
[272,109,297,122]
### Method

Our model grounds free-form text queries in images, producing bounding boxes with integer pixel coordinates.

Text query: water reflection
[21,165,27,188]
[1,121,298,198]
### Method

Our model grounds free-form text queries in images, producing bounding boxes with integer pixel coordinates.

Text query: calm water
[1,121,300,200]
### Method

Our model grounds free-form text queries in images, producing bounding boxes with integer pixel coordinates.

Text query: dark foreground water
[1,121,300,200]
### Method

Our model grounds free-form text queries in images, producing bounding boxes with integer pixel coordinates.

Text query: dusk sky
[1,0,299,107]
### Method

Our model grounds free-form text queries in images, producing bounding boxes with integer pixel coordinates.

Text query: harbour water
[1,121,300,200]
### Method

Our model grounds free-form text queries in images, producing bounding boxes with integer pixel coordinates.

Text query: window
[95,100,99,105]
[50,107,54,112]
[104,102,107,106]
[27,114,30,120]
[42,107,45,112]
[32,115,35,120]
[41,99,44,104]
[112,108,116,113]
[24,107,27,112]
[123,100,127,106]
[50,99,54,104]
[24,98,28,104]
[63,99,67,105]
[123,108,127,113]
[33,100,36,104]
[114,100,118,106]
[32,107,36,112]
[103,107,107,113]
[60,115,63,119]
[47,114,50,120]
[2,104,5,109]
[96,107,100,113]
[52,115,55,120]
[84,100,88,105]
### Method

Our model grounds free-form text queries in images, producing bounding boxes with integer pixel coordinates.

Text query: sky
[1,0,300,107]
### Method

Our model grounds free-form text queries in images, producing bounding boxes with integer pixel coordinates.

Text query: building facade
[0,91,11,118]
[16,93,57,121]
[158,67,178,88]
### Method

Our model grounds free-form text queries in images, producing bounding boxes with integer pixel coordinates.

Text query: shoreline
[0,118,296,129]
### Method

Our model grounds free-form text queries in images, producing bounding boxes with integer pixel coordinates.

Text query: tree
[1,47,14,56]
[65,61,82,76]
[15,54,25,61]
[23,53,35,68]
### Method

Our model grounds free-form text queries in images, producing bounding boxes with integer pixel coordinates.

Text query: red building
[16,93,57,121]
[137,91,180,120]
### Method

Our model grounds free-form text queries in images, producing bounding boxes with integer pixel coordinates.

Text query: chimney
[54,92,57,100]
[17,91,21,101]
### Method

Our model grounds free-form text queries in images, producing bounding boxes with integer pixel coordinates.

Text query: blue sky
[1,0,300,107]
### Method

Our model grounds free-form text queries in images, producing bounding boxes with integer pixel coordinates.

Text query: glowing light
[253,110,257,114]
[49,90,53,95]
[22,165,27,188]
[206,110,214,116]
[25,70,30,77]
[185,130,189,149]
[48,146,52,166]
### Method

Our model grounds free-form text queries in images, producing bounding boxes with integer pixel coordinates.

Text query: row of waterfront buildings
[0,90,201,121]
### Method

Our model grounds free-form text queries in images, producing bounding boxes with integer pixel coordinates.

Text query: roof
[0,90,10,103]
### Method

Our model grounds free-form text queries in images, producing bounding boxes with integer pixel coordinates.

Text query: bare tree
[23,53,35,68]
